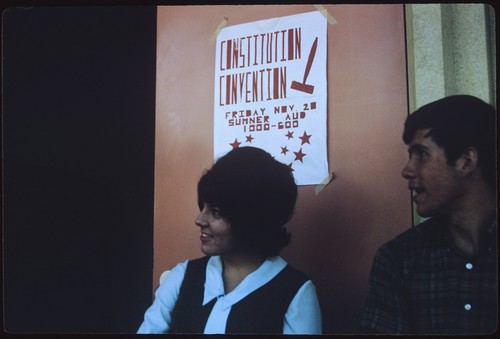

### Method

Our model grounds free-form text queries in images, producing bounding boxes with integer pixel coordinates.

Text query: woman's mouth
[200,232,214,242]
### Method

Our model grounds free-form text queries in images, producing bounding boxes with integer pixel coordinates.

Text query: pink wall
[154,5,411,334]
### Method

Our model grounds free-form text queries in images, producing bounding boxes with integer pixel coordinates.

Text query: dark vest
[169,256,308,334]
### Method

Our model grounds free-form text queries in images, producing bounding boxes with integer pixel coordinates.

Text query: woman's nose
[195,207,207,227]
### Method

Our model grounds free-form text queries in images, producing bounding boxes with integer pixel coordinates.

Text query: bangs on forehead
[197,171,226,209]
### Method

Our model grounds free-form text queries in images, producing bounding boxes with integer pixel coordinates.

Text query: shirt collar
[440,217,497,257]
[202,255,287,308]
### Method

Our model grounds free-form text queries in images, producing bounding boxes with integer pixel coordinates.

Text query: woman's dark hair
[197,146,297,257]
[403,95,496,189]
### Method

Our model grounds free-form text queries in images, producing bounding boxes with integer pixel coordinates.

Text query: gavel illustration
[291,36,318,94]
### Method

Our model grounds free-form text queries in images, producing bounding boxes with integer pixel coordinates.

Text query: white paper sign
[214,11,328,185]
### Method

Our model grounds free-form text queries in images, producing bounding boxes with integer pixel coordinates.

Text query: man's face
[401,129,463,218]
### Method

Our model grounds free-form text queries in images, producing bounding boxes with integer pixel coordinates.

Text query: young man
[360,95,497,334]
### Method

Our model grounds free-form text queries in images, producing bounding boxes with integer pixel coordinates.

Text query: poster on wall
[213,11,328,185]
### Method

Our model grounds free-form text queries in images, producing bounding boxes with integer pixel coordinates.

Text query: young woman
[138,147,322,334]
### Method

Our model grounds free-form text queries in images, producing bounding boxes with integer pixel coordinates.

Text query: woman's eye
[211,207,221,218]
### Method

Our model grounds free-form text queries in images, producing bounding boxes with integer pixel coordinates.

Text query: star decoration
[294,148,306,162]
[299,131,312,145]
[245,134,254,143]
[230,138,241,149]
[281,146,289,155]
[287,163,294,172]
[285,130,294,139]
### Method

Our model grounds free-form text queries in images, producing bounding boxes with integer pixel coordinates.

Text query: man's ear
[455,147,479,177]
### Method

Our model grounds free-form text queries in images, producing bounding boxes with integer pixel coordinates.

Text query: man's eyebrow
[407,144,428,153]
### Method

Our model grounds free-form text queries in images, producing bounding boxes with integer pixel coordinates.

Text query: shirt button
[465,263,473,270]
[464,304,472,311]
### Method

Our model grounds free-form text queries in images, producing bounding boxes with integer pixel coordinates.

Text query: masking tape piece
[314,5,337,25]
[211,17,228,41]
[315,172,335,195]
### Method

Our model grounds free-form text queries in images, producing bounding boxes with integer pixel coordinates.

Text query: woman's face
[195,203,236,256]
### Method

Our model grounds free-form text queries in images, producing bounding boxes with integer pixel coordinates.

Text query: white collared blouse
[137,255,322,334]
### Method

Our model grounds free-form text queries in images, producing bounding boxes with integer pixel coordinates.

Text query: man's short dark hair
[403,94,496,188]
[197,146,297,257]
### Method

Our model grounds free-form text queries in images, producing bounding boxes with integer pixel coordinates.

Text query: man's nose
[401,160,415,180]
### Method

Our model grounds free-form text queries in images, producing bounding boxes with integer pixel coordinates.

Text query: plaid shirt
[360,216,497,334]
